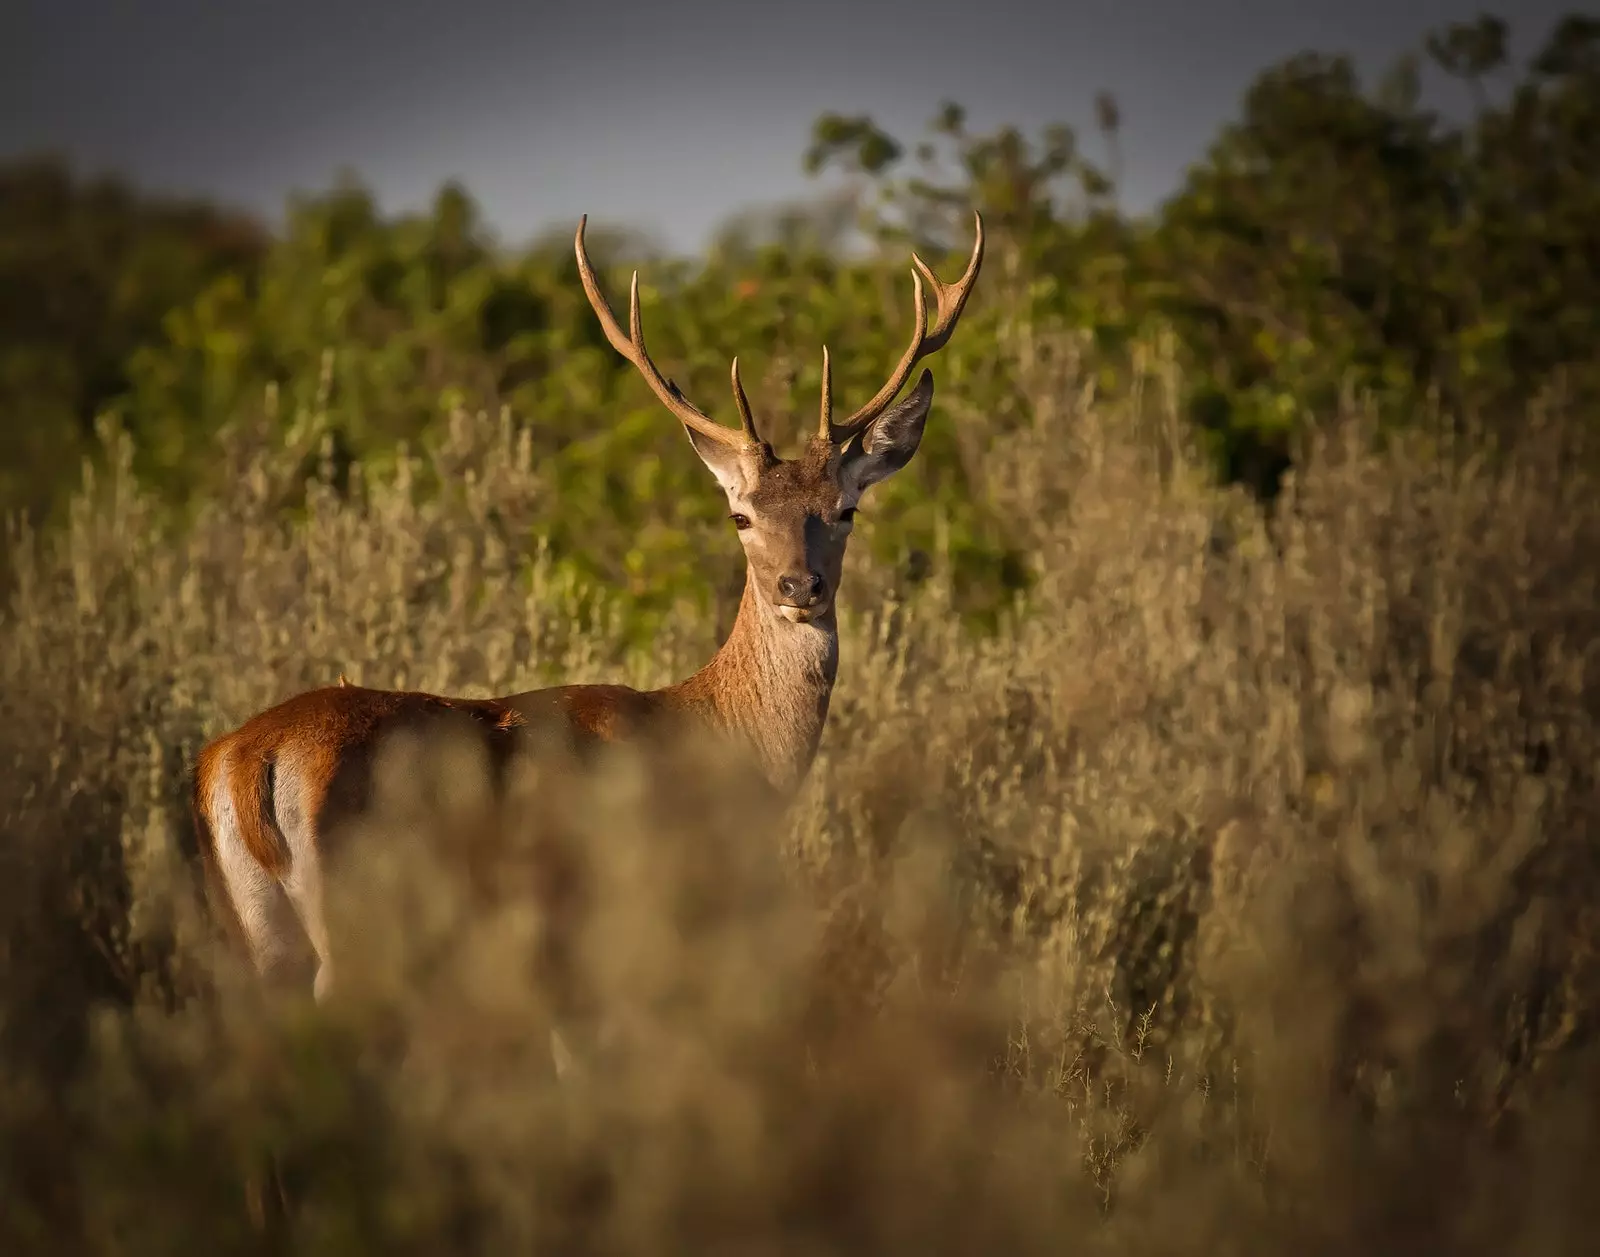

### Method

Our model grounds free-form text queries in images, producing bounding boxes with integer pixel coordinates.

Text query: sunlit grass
[3,329,1599,1253]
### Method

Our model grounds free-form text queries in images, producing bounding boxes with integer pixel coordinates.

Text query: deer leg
[280,840,335,1004]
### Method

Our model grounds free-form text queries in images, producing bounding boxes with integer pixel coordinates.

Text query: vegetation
[3,10,1600,1252]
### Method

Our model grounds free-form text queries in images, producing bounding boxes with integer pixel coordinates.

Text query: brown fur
[194,686,526,877]
[504,682,671,743]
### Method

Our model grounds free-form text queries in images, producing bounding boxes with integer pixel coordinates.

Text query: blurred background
[6,5,1600,1250]
[3,0,1592,573]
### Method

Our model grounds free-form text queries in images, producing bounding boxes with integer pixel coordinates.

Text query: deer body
[191,212,983,1008]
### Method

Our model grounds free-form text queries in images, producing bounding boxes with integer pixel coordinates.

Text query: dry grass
[4,330,1600,1254]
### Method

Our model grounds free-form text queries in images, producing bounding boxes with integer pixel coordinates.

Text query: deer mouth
[777,601,830,624]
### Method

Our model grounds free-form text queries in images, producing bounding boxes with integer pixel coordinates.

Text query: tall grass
[3,326,1599,1253]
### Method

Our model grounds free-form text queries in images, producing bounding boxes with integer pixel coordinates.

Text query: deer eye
[838,508,858,524]
[730,513,752,530]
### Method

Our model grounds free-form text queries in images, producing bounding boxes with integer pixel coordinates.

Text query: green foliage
[802,13,1600,493]
[91,176,1032,636]
[0,156,267,521]
[3,10,1598,608]
[1148,14,1600,475]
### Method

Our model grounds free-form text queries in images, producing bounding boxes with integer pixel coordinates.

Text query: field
[4,318,1600,1253]
[4,16,1600,1243]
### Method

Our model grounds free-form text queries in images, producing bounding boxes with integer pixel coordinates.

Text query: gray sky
[1,0,1577,251]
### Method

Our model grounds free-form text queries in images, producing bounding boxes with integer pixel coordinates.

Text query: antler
[574,216,761,448]
[819,211,985,445]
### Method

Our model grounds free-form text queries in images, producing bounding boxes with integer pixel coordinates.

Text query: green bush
[8,14,1598,591]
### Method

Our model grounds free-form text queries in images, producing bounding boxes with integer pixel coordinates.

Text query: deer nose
[777,572,826,605]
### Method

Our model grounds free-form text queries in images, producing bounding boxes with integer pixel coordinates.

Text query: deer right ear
[683,424,751,496]
[841,370,934,498]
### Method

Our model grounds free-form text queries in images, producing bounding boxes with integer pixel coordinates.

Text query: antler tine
[574,215,751,449]
[826,210,985,445]
[729,358,763,444]
[824,271,925,444]
[815,346,833,440]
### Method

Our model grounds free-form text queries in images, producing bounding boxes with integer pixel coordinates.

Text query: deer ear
[684,425,750,496]
[841,370,934,498]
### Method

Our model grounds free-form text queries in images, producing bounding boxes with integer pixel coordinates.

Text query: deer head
[574,213,984,626]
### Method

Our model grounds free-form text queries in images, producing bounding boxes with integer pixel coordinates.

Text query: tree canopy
[4,12,1596,605]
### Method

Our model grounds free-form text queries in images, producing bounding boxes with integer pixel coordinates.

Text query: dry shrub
[3,336,1600,1253]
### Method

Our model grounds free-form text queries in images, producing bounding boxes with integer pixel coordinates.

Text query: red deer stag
[190,212,984,1006]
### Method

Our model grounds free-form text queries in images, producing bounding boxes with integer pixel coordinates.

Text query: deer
[189,210,984,1021]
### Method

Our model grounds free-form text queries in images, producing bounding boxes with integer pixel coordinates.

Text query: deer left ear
[841,370,934,497]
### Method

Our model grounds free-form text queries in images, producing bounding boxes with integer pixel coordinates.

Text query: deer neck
[663,572,839,795]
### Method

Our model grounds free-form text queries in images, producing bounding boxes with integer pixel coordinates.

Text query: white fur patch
[209,753,297,976]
